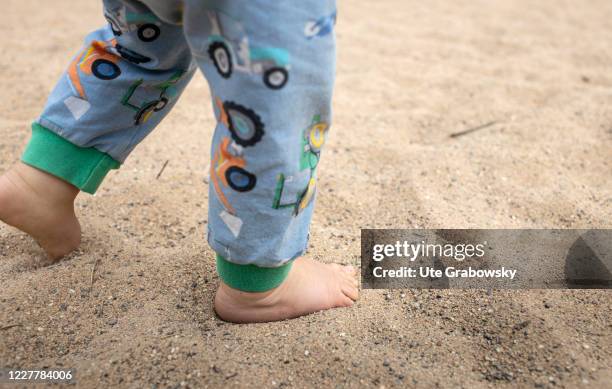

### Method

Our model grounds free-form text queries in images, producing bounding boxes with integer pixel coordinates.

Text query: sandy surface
[1,0,611,387]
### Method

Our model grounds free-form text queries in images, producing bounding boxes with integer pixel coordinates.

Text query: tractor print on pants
[206,11,290,90]
[104,6,162,42]
[211,97,264,216]
[120,71,184,125]
[272,115,329,215]
[104,5,163,64]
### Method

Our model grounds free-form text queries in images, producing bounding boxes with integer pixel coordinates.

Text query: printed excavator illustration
[210,97,265,215]
[68,39,122,101]
[63,39,123,120]
[66,37,184,125]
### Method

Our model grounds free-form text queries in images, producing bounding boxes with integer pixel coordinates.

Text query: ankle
[8,162,79,207]
[216,281,279,307]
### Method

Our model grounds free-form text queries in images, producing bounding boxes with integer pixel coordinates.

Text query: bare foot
[0,162,81,260]
[214,257,359,323]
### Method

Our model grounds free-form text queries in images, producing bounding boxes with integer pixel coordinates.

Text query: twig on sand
[90,258,101,287]
[0,323,22,331]
[156,160,170,179]
[450,121,497,138]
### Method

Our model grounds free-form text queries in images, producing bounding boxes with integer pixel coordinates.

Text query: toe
[339,269,359,286]
[341,280,359,301]
[342,274,358,288]
[339,295,355,307]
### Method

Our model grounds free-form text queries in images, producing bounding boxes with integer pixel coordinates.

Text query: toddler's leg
[0,0,194,259]
[183,0,357,322]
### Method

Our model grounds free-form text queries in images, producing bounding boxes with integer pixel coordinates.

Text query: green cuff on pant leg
[21,123,120,194]
[216,254,294,292]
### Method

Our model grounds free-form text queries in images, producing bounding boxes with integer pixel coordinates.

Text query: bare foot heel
[0,162,81,260]
[214,257,359,323]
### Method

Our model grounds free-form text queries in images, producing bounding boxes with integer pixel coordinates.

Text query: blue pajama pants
[22,0,337,291]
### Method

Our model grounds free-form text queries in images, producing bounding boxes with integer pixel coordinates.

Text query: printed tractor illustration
[104,6,162,42]
[121,71,184,125]
[206,11,290,90]
[272,115,329,215]
[304,11,337,39]
[68,39,122,101]
[211,137,258,215]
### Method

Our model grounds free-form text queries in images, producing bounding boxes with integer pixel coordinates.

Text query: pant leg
[183,0,337,291]
[22,0,195,193]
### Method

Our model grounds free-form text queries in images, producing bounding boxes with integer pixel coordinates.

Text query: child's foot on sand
[0,162,81,260]
[214,257,359,323]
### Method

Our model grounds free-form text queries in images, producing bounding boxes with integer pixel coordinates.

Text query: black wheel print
[91,59,121,80]
[208,42,232,78]
[154,97,168,112]
[115,44,151,64]
[137,24,160,42]
[263,67,288,89]
[134,101,158,125]
[223,101,264,147]
[225,166,257,192]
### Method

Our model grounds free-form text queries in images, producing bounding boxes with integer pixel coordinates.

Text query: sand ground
[1,0,611,388]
